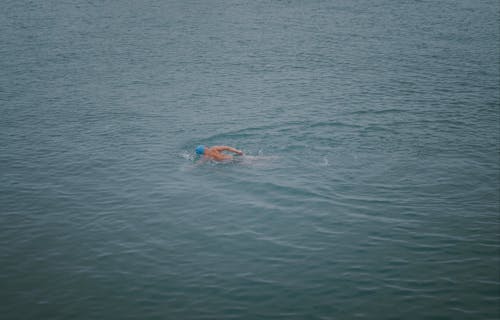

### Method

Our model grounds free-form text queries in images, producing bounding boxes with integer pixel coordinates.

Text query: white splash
[322,157,329,167]
[179,151,195,161]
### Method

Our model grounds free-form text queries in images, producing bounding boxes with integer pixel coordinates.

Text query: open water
[1,0,499,319]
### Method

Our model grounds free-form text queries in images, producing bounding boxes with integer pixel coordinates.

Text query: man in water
[195,145,244,161]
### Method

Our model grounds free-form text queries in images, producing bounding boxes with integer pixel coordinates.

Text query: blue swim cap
[195,145,205,155]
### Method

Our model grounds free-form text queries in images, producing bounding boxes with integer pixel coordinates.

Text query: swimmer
[195,145,244,162]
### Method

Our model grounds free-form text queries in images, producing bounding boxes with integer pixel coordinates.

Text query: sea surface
[1,0,499,319]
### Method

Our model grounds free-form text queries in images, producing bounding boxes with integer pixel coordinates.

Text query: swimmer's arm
[195,156,209,166]
[214,146,244,155]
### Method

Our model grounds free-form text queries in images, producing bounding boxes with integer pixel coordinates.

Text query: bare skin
[200,146,244,162]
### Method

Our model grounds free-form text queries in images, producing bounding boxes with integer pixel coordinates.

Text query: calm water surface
[1,0,499,319]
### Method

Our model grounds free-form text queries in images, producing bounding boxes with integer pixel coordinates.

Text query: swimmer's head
[195,145,205,155]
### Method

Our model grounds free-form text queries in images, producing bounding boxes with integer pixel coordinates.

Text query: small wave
[347,108,407,116]
[308,121,361,129]
[199,120,315,143]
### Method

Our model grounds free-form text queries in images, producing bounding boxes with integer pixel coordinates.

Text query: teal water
[1,0,499,319]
